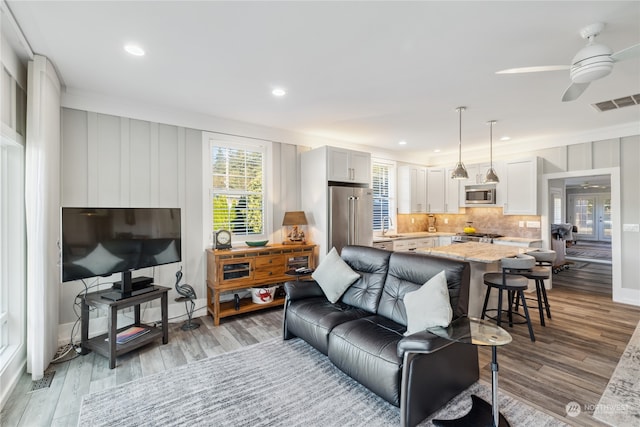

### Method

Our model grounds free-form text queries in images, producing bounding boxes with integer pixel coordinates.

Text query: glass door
[598,196,611,241]
[568,194,611,241]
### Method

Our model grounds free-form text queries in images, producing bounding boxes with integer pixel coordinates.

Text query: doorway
[541,168,620,300]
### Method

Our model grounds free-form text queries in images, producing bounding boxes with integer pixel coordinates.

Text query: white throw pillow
[403,270,453,336]
[312,247,360,303]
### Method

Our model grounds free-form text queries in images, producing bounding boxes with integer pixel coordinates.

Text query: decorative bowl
[245,240,269,247]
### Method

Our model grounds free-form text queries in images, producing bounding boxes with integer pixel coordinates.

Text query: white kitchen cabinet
[392,237,437,252]
[398,165,427,213]
[445,168,460,213]
[426,168,446,213]
[438,236,453,246]
[465,163,491,185]
[327,146,371,184]
[503,157,540,215]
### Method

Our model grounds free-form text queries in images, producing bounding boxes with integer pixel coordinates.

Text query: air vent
[592,94,640,112]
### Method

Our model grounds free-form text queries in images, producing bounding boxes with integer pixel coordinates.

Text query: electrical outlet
[526,221,541,228]
[444,218,449,224]
[518,221,525,228]
[623,224,640,232]
[411,217,415,224]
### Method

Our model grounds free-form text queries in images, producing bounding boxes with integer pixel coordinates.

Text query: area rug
[78,338,565,426]
[594,320,640,426]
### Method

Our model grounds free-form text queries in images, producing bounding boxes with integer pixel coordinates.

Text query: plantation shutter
[372,162,391,231]
[211,142,265,237]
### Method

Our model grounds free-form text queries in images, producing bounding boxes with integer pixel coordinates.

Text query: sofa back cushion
[339,245,392,313]
[377,252,470,325]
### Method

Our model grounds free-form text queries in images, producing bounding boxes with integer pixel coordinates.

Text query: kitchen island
[417,242,531,317]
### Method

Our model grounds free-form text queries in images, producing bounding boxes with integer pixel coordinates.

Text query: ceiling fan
[496,23,640,102]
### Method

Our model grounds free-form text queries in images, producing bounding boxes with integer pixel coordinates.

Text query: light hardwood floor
[2,284,639,426]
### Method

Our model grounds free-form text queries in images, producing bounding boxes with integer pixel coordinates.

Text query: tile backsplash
[397,207,542,238]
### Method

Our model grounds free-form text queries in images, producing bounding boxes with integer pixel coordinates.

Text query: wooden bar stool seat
[481,254,536,342]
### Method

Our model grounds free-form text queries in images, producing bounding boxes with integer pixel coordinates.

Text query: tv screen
[61,207,181,283]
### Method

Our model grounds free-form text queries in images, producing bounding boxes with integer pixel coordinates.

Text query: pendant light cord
[457,107,465,163]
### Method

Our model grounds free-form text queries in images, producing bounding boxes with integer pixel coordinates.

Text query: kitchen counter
[417,242,536,317]
[373,231,455,242]
[417,242,529,263]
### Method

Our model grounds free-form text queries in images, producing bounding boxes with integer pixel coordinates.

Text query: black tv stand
[80,286,169,368]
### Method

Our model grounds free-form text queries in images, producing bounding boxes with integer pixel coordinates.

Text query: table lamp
[282,211,308,245]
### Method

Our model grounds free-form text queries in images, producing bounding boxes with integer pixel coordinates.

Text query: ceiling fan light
[484,168,500,183]
[451,162,469,179]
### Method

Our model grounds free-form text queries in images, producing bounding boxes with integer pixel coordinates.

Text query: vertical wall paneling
[620,137,640,292]
[96,114,121,206]
[157,124,179,207]
[129,119,151,205]
[184,129,205,290]
[567,142,593,171]
[120,117,130,205]
[149,122,159,206]
[86,112,99,205]
[593,139,620,169]
[61,109,88,206]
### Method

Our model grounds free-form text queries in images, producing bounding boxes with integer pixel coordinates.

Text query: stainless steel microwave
[464,186,496,204]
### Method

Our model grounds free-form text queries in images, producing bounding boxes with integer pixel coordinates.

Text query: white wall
[58,108,314,342]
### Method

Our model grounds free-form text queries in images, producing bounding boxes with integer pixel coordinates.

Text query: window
[0,134,25,363]
[371,160,395,231]
[207,137,269,241]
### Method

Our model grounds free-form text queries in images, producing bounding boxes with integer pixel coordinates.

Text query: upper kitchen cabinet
[398,165,427,213]
[503,157,541,215]
[327,147,371,184]
[464,163,491,185]
[426,168,446,213]
[445,168,460,213]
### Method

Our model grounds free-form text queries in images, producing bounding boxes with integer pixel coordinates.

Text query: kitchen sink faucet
[382,216,392,236]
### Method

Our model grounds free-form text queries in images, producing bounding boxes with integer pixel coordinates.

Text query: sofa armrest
[397,331,453,358]
[284,280,325,301]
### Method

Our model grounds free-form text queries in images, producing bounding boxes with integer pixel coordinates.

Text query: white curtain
[25,55,61,380]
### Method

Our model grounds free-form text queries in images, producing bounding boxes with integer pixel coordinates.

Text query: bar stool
[482,254,536,342]
[515,249,556,326]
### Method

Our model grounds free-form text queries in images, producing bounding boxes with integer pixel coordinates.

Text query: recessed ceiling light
[434,149,441,153]
[500,136,511,141]
[272,88,286,97]
[124,44,145,56]
[398,140,407,145]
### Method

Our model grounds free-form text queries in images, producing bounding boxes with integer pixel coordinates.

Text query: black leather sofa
[283,245,479,427]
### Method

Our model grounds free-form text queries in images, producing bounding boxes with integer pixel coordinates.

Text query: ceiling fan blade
[496,65,570,74]
[562,82,590,102]
[611,43,640,62]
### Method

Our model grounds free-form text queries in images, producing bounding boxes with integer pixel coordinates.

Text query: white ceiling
[6,1,640,157]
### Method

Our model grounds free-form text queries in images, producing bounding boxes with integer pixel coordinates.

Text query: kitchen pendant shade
[452,106,468,180]
[484,167,500,183]
[484,120,500,183]
[452,162,469,179]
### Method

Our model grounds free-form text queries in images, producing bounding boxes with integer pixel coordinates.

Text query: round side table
[428,316,512,427]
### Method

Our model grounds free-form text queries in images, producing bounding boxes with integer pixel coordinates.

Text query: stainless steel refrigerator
[328,184,373,253]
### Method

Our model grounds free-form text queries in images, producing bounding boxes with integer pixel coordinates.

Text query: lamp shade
[282,211,308,226]
[451,162,469,179]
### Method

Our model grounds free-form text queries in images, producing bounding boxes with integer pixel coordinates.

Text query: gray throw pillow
[403,270,453,336]
[312,247,360,303]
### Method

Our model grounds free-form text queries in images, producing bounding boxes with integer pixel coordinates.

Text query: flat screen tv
[61,207,181,300]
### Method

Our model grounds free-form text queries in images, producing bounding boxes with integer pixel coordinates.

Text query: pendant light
[451,106,469,179]
[484,120,500,183]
